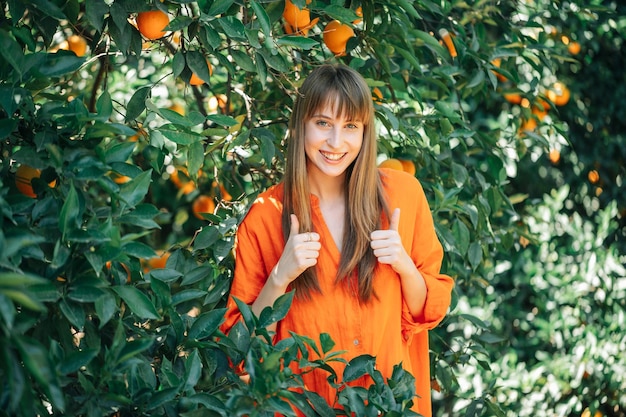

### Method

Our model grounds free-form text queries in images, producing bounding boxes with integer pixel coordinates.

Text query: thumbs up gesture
[271,214,321,288]
[370,208,411,274]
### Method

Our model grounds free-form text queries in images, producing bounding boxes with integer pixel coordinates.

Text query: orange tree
[1,0,618,415]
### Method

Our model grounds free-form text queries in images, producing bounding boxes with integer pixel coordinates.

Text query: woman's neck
[307,173,346,203]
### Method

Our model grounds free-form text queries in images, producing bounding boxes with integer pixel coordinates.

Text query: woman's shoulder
[378,167,423,191]
[243,182,284,221]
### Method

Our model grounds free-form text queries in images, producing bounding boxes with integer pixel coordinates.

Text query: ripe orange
[531,105,548,121]
[547,82,570,106]
[438,28,457,58]
[137,10,170,40]
[192,195,216,219]
[170,167,200,195]
[491,58,507,82]
[168,103,185,115]
[520,117,537,133]
[189,60,213,86]
[378,158,404,171]
[110,171,132,184]
[15,165,42,198]
[588,170,600,184]
[143,251,170,272]
[353,6,363,24]
[372,87,383,102]
[323,20,355,55]
[568,41,581,55]
[548,149,560,164]
[399,159,416,176]
[504,92,522,104]
[66,35,87,56]
[283,0,311,31]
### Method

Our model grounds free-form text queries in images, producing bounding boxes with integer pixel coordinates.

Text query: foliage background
[0,0,624,416]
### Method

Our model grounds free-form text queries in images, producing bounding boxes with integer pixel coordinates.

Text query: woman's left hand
[370,208,412,275]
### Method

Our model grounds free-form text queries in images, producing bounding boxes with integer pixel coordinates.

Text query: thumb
[289,214,300,237]
[389,208,400,231]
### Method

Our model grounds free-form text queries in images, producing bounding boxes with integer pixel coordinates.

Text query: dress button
[353,339,359,346]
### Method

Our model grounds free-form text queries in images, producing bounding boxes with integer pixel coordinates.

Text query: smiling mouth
[320,151,346,161]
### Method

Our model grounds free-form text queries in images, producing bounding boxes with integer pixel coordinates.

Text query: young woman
[222,64,454,416]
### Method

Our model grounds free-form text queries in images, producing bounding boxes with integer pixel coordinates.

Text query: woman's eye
[316,120,329,127]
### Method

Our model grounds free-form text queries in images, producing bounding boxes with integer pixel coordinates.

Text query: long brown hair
[282,64,389,301]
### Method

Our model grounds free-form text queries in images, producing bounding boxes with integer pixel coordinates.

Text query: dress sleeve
[220,197,284,335]
[396,175,454,339]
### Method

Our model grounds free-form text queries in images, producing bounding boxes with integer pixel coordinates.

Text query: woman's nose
[327,128,342,147]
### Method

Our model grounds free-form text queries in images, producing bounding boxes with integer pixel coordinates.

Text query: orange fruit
[168,103,185,115]
[15,165,42,198]
[192,195,216,219]
[438,28,457,58]
[143,251,170,272]
[110,171,132,184]
[519,117,537,132]
[568,41,581,55]
[66,35,87,57]
[372,87,383,102]
[170,167,200,195]
[588,170,600,184]
[136,10,170,40]
[323,20,355,55]
[378,158,404,171]
[546,82,570,106]
[504,92,522,104]
[531,105,548,121]
[399,159,416,176]
[353,6,363,24]
[491,58,507,82]
[189,60,213,86]
[283,0,311,31]
[548,149,560,164]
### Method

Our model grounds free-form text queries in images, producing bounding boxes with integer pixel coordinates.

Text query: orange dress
[222,168,454,416]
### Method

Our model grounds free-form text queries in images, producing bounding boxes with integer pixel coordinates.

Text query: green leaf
[276,36,318,50]
[193,225,221,250]
[206,114,239,127]
[0,29,25,76]
[112,286,160,320]
[119,169,152,209]
[59,298,85,329]
[230,49,256,72]
[250,0,271,39]
[122,241,157,259]
[188,141,205,179]
[95,291,117,328]
[452,219,470,255]
[187,50,212,85]
[208,0,235,16]
[85,0,108,32]
[218,16,247,41]
[39,52,85,77]
[59,183,81,240]
[125,86,151,122]
[0,272,47,287]
[0,288,46,312]
[187,308,227,340]
[320,333,335,355]
[118,338,154,363]
[467,241,483,271]
[183,349,202,391]
[147,268,182,283]
[166,15,193,31]
[160,128,205,145]
[59,348,99,374]
[172,289,208,306]
[343,354,375,383]
[95,90,113,121]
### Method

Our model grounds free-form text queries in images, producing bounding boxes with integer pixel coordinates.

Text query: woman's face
[303,101,364,181]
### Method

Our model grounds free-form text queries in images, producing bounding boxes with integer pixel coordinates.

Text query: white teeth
[321,151,345,161]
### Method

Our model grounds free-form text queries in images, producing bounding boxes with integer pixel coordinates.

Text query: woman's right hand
[270,214,321,288]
